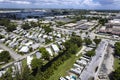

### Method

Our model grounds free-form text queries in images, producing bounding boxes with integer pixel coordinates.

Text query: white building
[25,18,38,22]
[19,46,29,53]
[51,44,59,54]
[27,56,33,69]
[0,49,4,53]
[46,47,53,56]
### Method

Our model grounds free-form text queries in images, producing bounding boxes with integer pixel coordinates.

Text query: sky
[0,0,120,10]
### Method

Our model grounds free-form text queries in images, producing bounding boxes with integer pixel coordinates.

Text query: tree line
[0,19,17,32]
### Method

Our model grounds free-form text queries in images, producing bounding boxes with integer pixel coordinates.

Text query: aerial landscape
[0,0,120,80]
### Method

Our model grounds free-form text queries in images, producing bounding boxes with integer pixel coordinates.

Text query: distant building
[64,23,77,28]
[99,19,120,35]
[24,18,38,22]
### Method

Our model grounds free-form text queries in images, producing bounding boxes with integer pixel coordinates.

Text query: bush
[93,38,101,45]
[115,42,120,57]
[0,34,4,39]
[84,38,92,46]
[85,49,95,57]
[0,51,11,63]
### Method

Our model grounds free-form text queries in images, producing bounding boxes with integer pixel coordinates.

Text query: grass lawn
[22,58,27,69]
[114,57,120,70]
[48,55,80,80]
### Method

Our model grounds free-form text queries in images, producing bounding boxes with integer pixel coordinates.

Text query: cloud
[34,0,101,9]
[81,0,101,8]
[0,0,119,9]
[0,0,31,4]
[95,0,120,9]
[97,0,114,5]
[0,0,4,2]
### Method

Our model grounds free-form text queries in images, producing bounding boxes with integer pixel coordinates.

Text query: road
[95,33,120,41]
[0,43,22,60]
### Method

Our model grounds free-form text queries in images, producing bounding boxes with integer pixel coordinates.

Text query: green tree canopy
[0,19,10,26]
[21,66,34,80]
[39,47,50,60]
[30,21,38,27]
[0,51,11,63]
[69,36,83,47]
[93,38,101,45]
[0,34,4,39]
[85,49,95,57]
[110,67,120,80]
[99,18,108,26]
[84,38,92,46]
[21,22,31,30]
[42,25,53,34]
[6,22,17,32]
[115,42,120,57]
[31,58,43,70]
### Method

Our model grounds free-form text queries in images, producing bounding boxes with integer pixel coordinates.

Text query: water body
[0,10,49,19]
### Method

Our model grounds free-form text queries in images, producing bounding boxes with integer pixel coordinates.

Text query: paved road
[95,45,114,80]
[95,34,120,41]
[0,43,22,60]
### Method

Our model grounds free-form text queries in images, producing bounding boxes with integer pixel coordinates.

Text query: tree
[30,21,38,27]
[115,42,120,57]
[99,18,108,26]
[85,50,95,57]
[93,38,101,45]
[84,38,92,46]
[110,67,120,80]
[6,22,17,32]
[64,41,73,49]
[45,38,52,44]
[21,22,31,30]
[56,21,65,26]
[31,58,43,70]
[86,32,88,35]
[21,66,34,80]
[0,51,11,63]
[39,47,50,60]
[0,19,17,32]
[72,32,76,36]
[69,36,83,47]
[0,70,13,80]
[0,34,4,39]
[67,44,78,54]
[80,30,83,34]
[42,25,53,34]
[38,22,42,27]
[0,19,10,26]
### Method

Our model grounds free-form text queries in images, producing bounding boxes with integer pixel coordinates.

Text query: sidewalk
[76,46,86,56]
